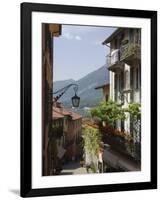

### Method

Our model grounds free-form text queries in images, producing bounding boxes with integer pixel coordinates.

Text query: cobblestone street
[61,161,87,175]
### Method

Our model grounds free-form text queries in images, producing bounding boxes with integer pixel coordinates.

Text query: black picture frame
[21,2,157,197]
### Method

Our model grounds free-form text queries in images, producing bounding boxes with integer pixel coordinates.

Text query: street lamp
[52,83,80,108]
[71,86,80,107]
[71,95,80,107]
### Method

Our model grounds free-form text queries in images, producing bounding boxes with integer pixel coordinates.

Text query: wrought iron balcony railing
[120,43,141,62]
[107,43,141,68]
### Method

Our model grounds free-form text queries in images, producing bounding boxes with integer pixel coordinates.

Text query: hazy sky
[53,25,116,81]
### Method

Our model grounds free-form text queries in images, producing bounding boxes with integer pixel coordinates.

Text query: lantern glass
[71,94,80,107]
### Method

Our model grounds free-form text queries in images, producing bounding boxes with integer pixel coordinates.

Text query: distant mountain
[53,65,109,109]
[53,79,75,93]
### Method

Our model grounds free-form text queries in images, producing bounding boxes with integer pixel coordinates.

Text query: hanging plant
[90,100,126,128]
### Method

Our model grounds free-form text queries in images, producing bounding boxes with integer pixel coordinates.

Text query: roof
[71,112,82,120]
[53,107,71,116]
[52,106,82,120]
[82,120,99,129]
[49,24,62,37]
[95,83,109,90]
[102,28,123,45]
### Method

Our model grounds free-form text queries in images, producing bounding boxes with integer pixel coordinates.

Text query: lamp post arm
[52,83,79,101]
[104,43,111,49]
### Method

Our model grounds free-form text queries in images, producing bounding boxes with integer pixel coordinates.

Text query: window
[135,29,141,44]
[120,71,124,91]
[114,74,118,89]
[114,74,118,100]
[129,29,134,43]
[121,33,124,41]
[139,65,141,87]
[124,70,130,90]
[130,115,134,138]
[136,67,139,89]
[105,94,109,101]
[130,67,134,89]
[114,38,118,49]
[119,74,121,92]
[118,73,124,92]
[119,33,125,47]
[121,120,124,131]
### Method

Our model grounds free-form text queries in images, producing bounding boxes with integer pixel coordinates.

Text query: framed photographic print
[21,2,157,197]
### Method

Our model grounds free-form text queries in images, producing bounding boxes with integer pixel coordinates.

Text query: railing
[101,126,141,161]
[120,43,141,61]
[107,43,141,67]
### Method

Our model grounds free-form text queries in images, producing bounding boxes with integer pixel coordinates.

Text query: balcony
[120,43,141,64]
[107,49,119,66]
[110,49,120,65]
[107,49,123,72]
[107,43,140,71]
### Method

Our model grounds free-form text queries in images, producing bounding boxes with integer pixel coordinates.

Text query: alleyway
[61,161,87,175]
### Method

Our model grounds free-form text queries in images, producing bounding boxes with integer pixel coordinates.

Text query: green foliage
[83,126,101,156]
[126,103,141,120]
[90,100,126,127]
[90,100,141,146]
[90,101,141,126]
[126,103,141,137]
[90,162,97,173]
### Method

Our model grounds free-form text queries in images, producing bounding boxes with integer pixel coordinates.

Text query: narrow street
[60,161,87,175]
[42,24,142,176]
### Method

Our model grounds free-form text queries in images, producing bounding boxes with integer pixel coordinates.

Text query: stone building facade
[51,102,82,167]
[42,24,61,176]
[102,28,141,160]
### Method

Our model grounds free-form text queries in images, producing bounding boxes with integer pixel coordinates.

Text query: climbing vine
[83,125,101,172]
[83,126,101,155]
